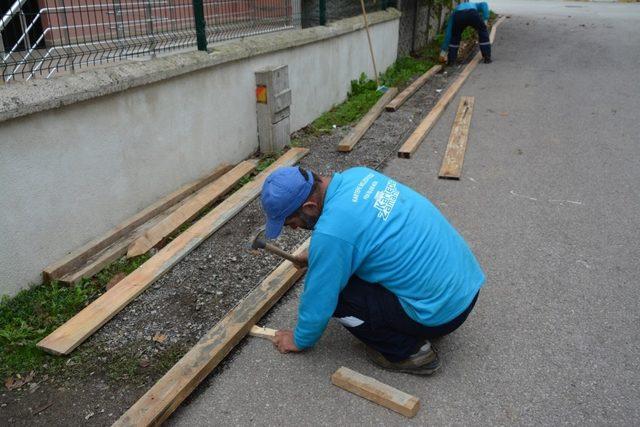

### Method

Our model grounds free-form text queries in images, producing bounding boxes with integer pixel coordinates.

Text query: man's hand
[292,249,308,269]
[273,330,300,354]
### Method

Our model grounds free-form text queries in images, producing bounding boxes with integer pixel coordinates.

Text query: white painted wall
[0,15,399,295]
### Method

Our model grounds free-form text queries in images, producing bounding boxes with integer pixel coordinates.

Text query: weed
[153,343,189,373]
[310,51,436,134]
[289,137,305,148]
[0,253,150,379]
[106,352,140,383]
[0,281,100,378]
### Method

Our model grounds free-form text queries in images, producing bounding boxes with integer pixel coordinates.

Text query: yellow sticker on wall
[256,85,267,103]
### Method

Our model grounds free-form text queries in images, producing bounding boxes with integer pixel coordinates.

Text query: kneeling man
[261,166,484,375]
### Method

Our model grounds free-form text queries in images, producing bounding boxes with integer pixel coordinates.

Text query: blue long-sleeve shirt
[293,168,485,349]
[441,2,490,52]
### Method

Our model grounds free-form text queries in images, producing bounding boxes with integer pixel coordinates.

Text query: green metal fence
[1,0,302,82]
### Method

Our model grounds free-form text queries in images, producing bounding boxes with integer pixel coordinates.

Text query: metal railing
[1,0,301,82]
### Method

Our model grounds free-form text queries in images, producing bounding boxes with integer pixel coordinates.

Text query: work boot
[483,57,492,64]
[365,341,441,376]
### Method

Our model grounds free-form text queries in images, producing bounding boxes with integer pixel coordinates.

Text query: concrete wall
[0,9,400,296]
[397,0,458,56]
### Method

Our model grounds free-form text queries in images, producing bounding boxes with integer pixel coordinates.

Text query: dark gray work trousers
[332,275,479,362]
[448,9,491,64]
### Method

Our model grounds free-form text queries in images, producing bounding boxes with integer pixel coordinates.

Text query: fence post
[319,0,326,25]
[192,0,207,51]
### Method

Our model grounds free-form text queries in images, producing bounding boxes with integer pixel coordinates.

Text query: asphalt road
[170,1,640,425]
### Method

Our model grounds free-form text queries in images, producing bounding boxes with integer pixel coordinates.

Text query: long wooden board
[331,367,420,418]
[127,160,258,257]
[490,16,506,43]
[385,65,442,112]
[58,197,189,284]
[113,239,310,427]
[337,87,398,152]
[397,15,506,159]
[42,163,232,283]
[37,148,308,356]
[397,55,481,159]
[438,96,475,179]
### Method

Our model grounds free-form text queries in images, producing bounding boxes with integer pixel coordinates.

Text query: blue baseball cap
[261,166,314,239]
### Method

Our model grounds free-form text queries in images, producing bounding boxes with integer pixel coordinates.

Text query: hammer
[249,227,304,267]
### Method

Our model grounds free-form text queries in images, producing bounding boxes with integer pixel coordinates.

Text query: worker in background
[260,166,484,375]
[439,2,492,65]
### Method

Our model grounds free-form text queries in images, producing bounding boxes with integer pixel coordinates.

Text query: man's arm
[274,233,355,353]
[440,14,455,62]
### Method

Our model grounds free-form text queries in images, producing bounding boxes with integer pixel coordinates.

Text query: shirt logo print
[373,180,399,221]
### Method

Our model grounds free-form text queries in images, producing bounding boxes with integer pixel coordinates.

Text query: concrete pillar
[255,65,291,154]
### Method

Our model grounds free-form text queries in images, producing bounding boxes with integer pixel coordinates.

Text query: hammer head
[249,227,267,251]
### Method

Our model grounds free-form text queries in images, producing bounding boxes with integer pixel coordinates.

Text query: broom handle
[360,0,379,87]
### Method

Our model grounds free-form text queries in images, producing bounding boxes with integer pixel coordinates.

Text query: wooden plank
[397,54,481,159]
[42,163,233,283]
[59,238,132,285]
[337,88,398,152]
[397,15,506,159]
[490,16,506,44]
[127,160,258,257]
[249,325,277,340]
[438,96,475,179]
[385,65,442,112]
[36,148,308,356]
[331,367,420,418]
[113,239,310,427]
[57,190,195,285]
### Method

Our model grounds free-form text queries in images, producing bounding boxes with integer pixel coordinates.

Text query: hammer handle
[264,243,300,264]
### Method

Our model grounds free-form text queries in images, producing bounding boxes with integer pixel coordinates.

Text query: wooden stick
[37,148,308,356]
[438,96,475,179]
[397,15,506,159]
[127,160,258,257]
[359,0,379,87]
[249,325,277,340]
[113,239,310,427]
[331,367,420,418]
[337,88,398,152]
[385,65,442,112]
[42,163,232,283]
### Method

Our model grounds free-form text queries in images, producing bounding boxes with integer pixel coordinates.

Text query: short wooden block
[331,366,420,418]
[249,325,277,340]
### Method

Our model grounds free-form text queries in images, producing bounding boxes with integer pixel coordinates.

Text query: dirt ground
[1,58,471,426]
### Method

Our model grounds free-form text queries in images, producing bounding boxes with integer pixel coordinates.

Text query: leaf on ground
[152,332,167,344]
[139,357,150,368]
[499,112,509,117]
[105,272,127,291]
[5,371,34,390]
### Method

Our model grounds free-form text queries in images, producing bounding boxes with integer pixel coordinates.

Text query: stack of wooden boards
[42,163,234,285]
[336,16,506,179]
[397,16,505,162]
[37,148,308,355]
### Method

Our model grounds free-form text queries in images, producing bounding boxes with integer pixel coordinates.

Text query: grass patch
[0,254,150,379]
[311,76,382,133]
[237,153,279,186]
[310,52,437,134]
